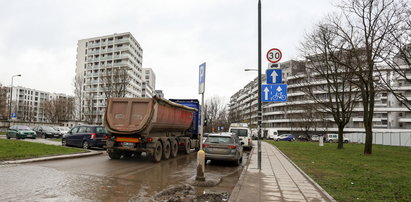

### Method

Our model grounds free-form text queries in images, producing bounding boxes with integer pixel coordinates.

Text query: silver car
[203,132,243,166]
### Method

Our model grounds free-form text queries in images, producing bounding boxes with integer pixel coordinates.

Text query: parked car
[33,126,61,138]
[298,135,310,142]
[325,134,350,143]
[229,123,253,150]
[62,125,108,149]
[203,132,243,166]
[53,126,70,136]
[6,125,37,139]
[277,134,295,142]
[264,128,280,140]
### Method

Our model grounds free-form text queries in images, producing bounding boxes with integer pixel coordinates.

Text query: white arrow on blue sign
[266,69,282,84]
[261,84,288,102]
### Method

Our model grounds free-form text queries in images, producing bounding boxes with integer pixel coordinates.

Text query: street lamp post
[9,74,21,121]
[257,0,262,170]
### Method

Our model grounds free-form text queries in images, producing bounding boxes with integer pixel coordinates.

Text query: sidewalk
[230,141,335,202]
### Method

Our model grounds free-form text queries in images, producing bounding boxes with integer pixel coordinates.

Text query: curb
[228,146,255,202]
[274,145,336,202]
[1,151,104,164]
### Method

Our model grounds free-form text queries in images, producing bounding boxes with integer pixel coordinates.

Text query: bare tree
[204,96,229,133]
[306,0,407,154]
[42,97,74,123]
[377,6,411,109]
[0,84,8,120]
[83,93,95,124]
[300,23,362,149]
[73,75,84,121]
[101,67,130,99]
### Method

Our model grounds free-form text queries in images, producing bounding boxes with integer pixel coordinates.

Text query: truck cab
[229,123,253,150]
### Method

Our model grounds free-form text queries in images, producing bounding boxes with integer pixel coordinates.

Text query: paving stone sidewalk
[230,141,335,202]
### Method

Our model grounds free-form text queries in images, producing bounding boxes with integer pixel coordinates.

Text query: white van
[264,128,279,140]
[229,123,253,149]
[325,134,349,143]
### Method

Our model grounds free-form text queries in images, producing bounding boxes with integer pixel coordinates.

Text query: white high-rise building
[75,32,144,124]
[142,68,156,98]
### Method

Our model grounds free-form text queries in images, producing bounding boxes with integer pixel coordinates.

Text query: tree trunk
[337,124,344,149]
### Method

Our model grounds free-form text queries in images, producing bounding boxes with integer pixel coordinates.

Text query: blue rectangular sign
[261,84,288,102]
[199,62,206,94]
[266,69,282,84]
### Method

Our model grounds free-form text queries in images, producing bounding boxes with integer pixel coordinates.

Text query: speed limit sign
[266,48,282,63]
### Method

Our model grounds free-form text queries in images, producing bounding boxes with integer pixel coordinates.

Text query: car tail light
[248,138,251,145]
[147,138,153,142]
[104,135,110,140]
[90,133,97,139]
[228,145,237,149]
[202,144,209,148]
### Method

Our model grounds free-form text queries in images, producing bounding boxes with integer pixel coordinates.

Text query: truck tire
[170,140,178,158]
[184,141,191,154]
[108,151,121,160]
[162,140,171,160]
[152,141,163,163]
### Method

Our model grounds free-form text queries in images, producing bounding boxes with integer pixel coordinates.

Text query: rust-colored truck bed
[104,96,197,136]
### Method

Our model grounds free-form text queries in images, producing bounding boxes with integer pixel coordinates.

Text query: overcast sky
[0,0,337,103]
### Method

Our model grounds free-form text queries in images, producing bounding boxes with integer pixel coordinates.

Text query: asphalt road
[0,150,249,201]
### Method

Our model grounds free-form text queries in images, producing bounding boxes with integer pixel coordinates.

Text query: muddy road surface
[0,151,250,201]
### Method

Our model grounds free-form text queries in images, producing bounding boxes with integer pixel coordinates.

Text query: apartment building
[75,32,146,124]
[7,86,72,122]
[142,68,156,98]
[229,60,411,135]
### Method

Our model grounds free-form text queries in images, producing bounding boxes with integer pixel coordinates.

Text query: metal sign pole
[257,0,262,170]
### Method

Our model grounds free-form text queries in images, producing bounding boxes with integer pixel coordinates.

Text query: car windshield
[206,136,234,144]
[43,126,56,132]
[230,129,248,137]
[16,126,31,130]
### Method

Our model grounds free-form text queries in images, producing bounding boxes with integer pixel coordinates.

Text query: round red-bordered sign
[266,48,282,63]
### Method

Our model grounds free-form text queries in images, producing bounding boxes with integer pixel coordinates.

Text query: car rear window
[230,129,248,137]
[206,136,234,144]
[95,127,107,133]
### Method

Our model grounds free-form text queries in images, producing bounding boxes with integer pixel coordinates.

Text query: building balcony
[398,118,411,123]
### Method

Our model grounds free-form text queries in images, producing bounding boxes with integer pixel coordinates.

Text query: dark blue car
[277,134,295,142]
[62,125,108,149]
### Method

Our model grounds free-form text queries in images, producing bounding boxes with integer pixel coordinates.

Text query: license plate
[122,142,135,147]
[27,135,32,137]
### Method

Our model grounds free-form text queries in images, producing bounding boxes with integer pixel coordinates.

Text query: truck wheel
[184,141,191,154]
[108,151,121,159]
[170,140,178,158]
[152,141,163,163]
[123,151,133,158]
[162,141,171,160]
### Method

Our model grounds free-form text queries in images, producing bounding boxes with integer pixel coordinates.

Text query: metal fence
[346,132,411,147]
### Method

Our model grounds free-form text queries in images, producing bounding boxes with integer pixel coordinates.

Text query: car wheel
[62,139,67,146]
[6,135,10,139]
[344,140,349,143]
[82,141,90,149]
[234,157,241,166]
[108,151,121,159]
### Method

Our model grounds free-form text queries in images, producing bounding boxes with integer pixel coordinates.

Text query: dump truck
[104,96,201,162]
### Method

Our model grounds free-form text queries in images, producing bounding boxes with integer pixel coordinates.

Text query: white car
[229,123,253,149]
[53,126,70,135]
[325,134,349,143]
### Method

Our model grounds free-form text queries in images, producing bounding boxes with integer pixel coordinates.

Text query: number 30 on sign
[266,48,282,63]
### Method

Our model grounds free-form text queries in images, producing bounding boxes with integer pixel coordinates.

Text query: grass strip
[0,139,86,161]
[267,141,411,201]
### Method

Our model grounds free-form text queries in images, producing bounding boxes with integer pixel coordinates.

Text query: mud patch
[154,184,229,202]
